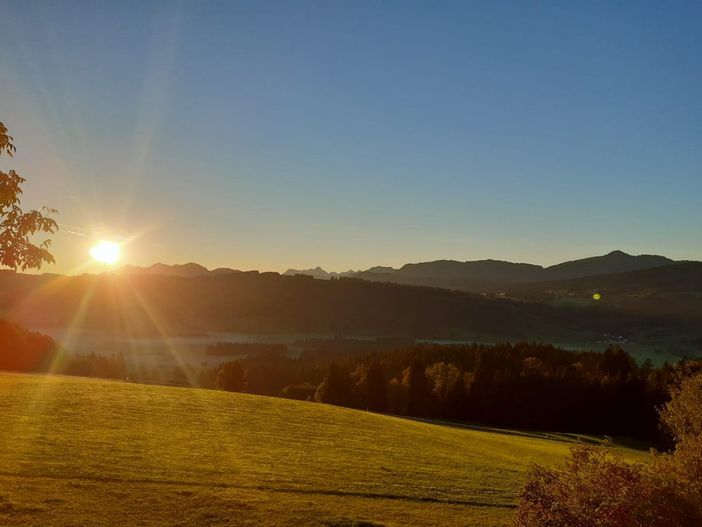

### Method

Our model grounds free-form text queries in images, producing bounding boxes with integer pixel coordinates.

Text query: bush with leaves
[655,366,702,510]
[516,366,702,526]
[517,445,697,527]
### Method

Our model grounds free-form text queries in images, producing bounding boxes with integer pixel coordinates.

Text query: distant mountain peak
[283,267,356,280]
[542,251,674,281]
[366,266,396,274]
[118,263,241,278]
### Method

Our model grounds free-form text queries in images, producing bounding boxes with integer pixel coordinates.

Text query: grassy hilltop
[0,373,644,526]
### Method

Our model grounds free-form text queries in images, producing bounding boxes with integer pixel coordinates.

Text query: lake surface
[32,327,689,372]
[34,328,323,371]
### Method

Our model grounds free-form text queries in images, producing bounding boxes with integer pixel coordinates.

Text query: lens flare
[89,241,121,265]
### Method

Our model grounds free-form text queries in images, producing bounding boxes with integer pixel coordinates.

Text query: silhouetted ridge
[541,251,674,282]
[119,263,241,277]
[344,251,684,292]
[119,251,688,293]
[283,267,355,279]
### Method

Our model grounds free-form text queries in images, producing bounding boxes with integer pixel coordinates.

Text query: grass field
[0,373,646,526]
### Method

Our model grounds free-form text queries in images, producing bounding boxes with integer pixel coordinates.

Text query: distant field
[0,374,646,526]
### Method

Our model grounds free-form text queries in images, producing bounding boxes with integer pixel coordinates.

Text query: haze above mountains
[117,250,687,293]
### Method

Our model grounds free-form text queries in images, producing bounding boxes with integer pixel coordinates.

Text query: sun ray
[122,278,201,389]
[4,276,99,462]
[119,277,222,458]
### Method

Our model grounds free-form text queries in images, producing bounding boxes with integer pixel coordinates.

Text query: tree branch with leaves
[0,121,57,270]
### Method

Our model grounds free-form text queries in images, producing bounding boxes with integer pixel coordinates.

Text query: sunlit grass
[0,373,647,526]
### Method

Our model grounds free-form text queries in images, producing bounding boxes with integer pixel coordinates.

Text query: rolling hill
[507,262,702,328]
[541,250,674,282]
[0,373,645,526]
[353,259,543,292]
[510,261,702,297]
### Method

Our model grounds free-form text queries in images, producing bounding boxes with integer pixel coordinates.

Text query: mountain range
[283,250,681,292]
[116,251,687,293]
[282,266,356,280]
[119,262,241,277]
[0,251,696,358]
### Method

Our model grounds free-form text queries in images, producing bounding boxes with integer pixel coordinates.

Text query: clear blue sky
[1,1,700,273]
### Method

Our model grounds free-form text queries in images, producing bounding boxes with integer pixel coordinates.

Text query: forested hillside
[0,270,617,339]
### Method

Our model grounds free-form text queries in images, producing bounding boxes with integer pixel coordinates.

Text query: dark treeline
[0,319,56,372]
[60,352,126,379]
[0,319,126,380]
[211,342,674,443]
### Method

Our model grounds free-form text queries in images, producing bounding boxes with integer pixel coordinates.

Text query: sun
[89,240,121,265]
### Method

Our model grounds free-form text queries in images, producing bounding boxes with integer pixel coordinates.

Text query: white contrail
[64,229,88,237]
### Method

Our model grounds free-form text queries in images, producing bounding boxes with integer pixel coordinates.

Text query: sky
[0,0,700,274]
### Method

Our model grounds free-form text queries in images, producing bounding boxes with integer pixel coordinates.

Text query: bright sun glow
[89,240,121,265]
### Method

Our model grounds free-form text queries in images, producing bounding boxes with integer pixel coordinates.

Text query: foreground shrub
[655,370,702,509]
[516,367,702,526]
[517,446,697,526]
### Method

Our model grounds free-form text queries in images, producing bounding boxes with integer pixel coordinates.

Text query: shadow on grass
[0,472,516,509]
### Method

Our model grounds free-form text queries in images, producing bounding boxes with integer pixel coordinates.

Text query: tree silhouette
[216,361,245,392]
[404,357,430,417]
[314,363,355,407]
[446,373,466,419]
[0,121,57,270]
[356,361,387,412]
